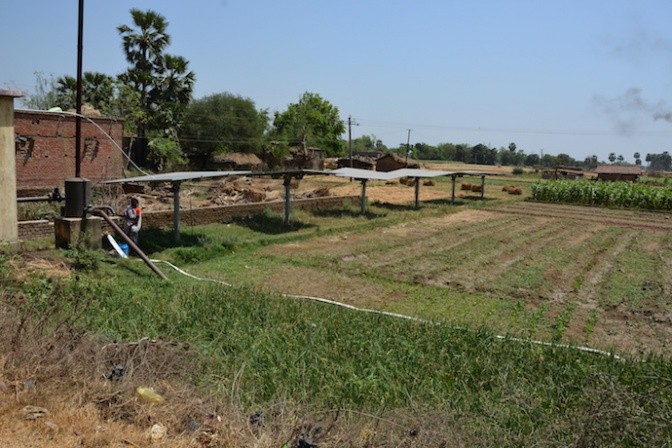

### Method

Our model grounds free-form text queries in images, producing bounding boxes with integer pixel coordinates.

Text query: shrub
[512,167,524,175]
[65,247,100,272]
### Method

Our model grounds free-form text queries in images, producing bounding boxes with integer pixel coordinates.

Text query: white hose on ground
[150,258,622,361]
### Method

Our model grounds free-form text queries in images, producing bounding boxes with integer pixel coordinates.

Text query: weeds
[65,246,101,271]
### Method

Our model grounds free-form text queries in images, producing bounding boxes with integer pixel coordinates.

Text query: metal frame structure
[104,167,501,239]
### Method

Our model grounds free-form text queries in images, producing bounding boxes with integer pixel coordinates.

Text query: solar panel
[102,171,252,184]
[329,167,396,181]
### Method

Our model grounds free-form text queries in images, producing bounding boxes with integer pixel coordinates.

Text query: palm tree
[153,54,195,138]
[117,9,170,138]
[55,72,115,113]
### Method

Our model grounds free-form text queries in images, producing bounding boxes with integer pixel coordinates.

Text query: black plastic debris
[294,436,317,448]
[249,411,263,426]
[107,364,125,381]
[187,420,201,432]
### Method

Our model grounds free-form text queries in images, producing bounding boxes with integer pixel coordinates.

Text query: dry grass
[0,267,470,447]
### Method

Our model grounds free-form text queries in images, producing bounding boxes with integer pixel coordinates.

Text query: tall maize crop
[531,180,672,210]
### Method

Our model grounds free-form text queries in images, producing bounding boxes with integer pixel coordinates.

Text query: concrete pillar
[0,90,24,244]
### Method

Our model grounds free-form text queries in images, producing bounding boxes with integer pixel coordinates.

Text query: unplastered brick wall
[141,196,359,229]
[14,110,124,191]
[18,196,359,241]
[17,220,54,240]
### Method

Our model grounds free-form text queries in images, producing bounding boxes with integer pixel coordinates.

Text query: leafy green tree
[608,152,616,163]
[646,152,672,171]
[436,143,457,161]
[350,135,387,154]
[556,153,575,166]
[471,144,496,165]
[454,144,471,163]
[540,154,558,168]
[508,142,517,152]
[147,136,186,171]
[272,92,345,156]
[181,92,269,159]
[117,9,194,139]
[524,153,540,167]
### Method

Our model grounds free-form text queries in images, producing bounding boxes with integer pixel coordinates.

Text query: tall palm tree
[153,54,195,139]
[117,9,170,138]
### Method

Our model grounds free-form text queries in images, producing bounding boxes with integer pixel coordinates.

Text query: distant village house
[594,165,642,182]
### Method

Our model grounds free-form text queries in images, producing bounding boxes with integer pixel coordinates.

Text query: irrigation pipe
[149,259,622,361]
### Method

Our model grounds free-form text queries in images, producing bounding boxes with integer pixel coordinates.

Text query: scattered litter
[294,436,318,448]
[135,386,164,403]
[21,405,49,420]
[108,364,126,381]
[186,420,201,432]
[249,411,263,426]
[150,423,167,441]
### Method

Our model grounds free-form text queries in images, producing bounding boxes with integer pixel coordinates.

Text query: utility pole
[348,115,353,168]
[75,0,84,178]
[347,116,358,177]
[405,129,412,166]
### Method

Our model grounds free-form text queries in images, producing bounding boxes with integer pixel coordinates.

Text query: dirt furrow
[359,214,528,274]
[488,202,672,231]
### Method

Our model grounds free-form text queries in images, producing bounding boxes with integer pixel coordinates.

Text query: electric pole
[348,115,359,169]
[348,116,353,168]
[75,0,84,177]
[405,129,412,166]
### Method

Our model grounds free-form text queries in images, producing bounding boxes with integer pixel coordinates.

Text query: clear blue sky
[3,0,672,162]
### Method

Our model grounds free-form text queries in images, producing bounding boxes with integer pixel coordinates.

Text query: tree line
[22,8,671,172]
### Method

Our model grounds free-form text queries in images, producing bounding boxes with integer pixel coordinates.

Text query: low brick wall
[18,195,359,240]
[18,220,54,240]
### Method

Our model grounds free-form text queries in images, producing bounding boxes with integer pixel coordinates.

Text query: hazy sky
[3,0,672,162]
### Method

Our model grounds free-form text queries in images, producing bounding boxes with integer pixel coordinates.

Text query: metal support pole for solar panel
[480,175,485,200]
[451,175,456,205]
[283,175,292,225]
[360,179,368,215]
[172,181,181,241]
[414,177,420,209]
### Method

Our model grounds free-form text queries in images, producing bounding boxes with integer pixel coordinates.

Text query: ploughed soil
[257,201,672,358]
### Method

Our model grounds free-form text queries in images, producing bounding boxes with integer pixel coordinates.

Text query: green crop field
[3,196,672,447]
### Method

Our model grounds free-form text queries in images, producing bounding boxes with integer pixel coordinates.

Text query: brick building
[14,109,124,193]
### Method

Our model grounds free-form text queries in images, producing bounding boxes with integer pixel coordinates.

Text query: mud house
[541,166,585,180]
[594,165,642,182]
[336,155,376,170]
[210,152,263,170]
[375,152,419,172]
[14,109,124,193]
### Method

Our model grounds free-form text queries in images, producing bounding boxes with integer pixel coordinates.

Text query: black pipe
[17,188,65,203]
[90,208,168,281]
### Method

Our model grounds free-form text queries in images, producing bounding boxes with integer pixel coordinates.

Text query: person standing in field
[123,197,142,245]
